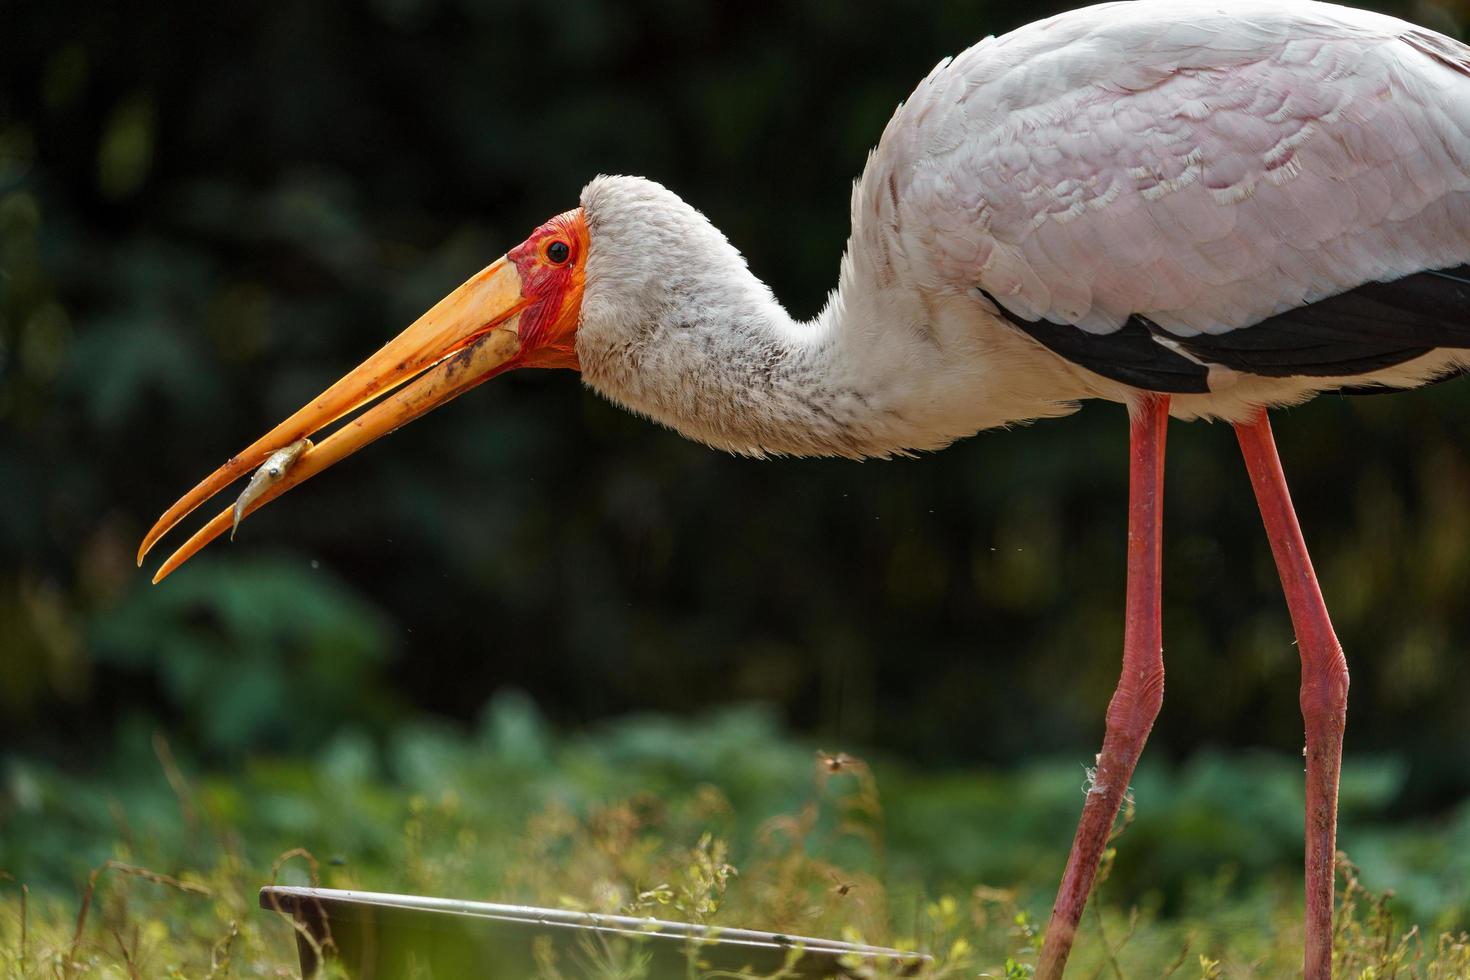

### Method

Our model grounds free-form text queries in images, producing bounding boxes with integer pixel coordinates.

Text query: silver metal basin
[260,886,926,978]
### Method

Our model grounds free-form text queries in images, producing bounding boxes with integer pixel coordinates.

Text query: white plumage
[576,0,1470,455]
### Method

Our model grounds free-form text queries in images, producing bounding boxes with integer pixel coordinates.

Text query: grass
[2,700,1468,977]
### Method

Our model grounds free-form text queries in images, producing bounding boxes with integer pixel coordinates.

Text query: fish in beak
[137,208,588,583]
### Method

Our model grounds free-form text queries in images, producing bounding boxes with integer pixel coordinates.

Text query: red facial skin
[506,209,588,371]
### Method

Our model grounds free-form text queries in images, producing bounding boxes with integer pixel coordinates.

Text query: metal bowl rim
[259,885,925,960]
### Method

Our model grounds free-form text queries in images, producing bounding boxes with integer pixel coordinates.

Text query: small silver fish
[232,438,312,540]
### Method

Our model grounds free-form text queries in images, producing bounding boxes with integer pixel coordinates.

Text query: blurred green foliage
[1,702,1467,975]
[88,559,394,754]
[4,0,1470,956]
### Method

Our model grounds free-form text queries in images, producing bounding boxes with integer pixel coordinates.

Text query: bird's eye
[545,240,571,264]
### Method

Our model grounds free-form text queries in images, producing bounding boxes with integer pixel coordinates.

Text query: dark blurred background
[4,0,1470,900]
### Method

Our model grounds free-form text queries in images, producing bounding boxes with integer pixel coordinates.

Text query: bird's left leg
[1037,393,1169,980]
[1234,411,1348,980]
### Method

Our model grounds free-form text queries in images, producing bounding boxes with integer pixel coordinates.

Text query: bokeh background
[5,0,1470,963]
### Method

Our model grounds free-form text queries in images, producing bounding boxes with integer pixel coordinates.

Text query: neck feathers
[574,174,1074,458]
[578,258,898,459]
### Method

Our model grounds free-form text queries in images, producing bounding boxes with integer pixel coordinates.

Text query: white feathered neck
[572,175,1079,458]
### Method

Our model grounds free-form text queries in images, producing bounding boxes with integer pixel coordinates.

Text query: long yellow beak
[138,257,529,583]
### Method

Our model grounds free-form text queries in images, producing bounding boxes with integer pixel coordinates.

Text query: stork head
[138,202,593,581]
[137,175,783,580]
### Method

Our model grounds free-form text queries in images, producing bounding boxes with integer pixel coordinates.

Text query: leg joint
[1105,659,1165,738]
[1301,652,1349,721]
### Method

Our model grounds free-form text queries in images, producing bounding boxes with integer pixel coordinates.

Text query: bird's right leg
[1235,412,1348,980]
[1036,394,1169,980]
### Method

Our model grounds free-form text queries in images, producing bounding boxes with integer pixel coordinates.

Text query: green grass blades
[2,700,1468,977]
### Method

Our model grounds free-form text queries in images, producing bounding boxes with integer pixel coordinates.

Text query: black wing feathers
[988,265,1470,393]
[979,290,1212,393]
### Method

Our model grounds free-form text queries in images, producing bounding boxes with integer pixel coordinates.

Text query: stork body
[139,2,1470,976]
[582,0,1470,451]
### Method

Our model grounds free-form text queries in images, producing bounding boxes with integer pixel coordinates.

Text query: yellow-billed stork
[137,2,1470,975]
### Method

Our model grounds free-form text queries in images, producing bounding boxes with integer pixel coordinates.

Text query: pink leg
[1037,395,1169,980]
[1235,412,1348,980]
